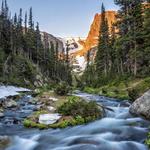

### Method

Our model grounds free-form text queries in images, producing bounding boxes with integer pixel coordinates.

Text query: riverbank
[0,85,104,130]
[83,77,150,100]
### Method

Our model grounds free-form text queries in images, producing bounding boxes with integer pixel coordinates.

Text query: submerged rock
[129,90,150,120]
[0,136,10,149]
[39,114,61,125]
[28,98,39,105]
[3,99,17,108]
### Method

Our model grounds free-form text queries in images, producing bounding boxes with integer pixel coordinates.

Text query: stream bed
[0,92,149,150]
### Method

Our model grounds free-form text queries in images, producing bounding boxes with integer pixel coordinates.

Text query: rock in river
[3,99,17,108]
[129,90,150,120]
[39,114,61,125]
[0,136,10,149]
[0,112,4,118]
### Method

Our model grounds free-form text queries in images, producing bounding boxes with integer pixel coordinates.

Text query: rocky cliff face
[41,32,64,53]
[74,11,117,56]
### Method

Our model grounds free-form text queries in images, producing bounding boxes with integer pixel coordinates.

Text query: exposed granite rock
[73,11,117,57]
[129,90,150,120]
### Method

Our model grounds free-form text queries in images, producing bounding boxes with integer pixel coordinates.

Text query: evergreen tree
[66,41,70,67]
[35,22,43,64]
[114,0,144,76]
[28,7,33,30]
[143,2,150,74]
[95,3,110,76]
[0,0,72,86]
[24,12,27,33]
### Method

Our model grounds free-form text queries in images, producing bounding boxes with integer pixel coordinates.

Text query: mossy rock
[23,96,104,129]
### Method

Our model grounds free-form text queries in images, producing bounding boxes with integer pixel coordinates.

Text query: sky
[1,0,119,38]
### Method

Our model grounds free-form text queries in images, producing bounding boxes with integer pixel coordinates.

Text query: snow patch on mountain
[59,37,85,52]
[59,37,87,72]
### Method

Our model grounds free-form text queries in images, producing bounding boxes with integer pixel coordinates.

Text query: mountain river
[0,92,149,150]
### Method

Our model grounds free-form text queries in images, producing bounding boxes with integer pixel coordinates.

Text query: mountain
[59,37,85,53]
[41,32,64,53]
[75,11,117,57]
[83,11,117,55]
[69,11,117,73]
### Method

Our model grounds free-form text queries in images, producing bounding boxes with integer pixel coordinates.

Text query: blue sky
[2,0,118,37]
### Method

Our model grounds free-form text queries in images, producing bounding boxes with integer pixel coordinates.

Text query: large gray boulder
[129,90,150,120]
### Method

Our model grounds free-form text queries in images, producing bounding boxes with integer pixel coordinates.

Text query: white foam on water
[0,86,31,99]
[6,135,40,150]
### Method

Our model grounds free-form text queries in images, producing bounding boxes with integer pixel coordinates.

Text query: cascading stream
[0,92,149,150]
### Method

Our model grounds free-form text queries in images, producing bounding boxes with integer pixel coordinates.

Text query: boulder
[32,89,41,97]
[34,105,43,111]
[3,99,17,108]
[129,90,150,120]
[47,106,56,112]
[49,97,58,102]
[0,112,4,118]
[28,98,39,105]
[39,114,61,125]
[0,107,4,112]
[0,136,10,149]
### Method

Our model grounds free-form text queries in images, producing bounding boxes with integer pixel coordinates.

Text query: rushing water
[0,92,149,150]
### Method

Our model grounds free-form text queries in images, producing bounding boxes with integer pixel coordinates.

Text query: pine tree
[0,0,72,86]
[24,12,27,33]
[35,22,43,64]
[114,0,144,76]
[95,3,110,76]
[66,41,70,68]
[28,7,33,30]
[143,2,150,74]
[129,0,143,76]
[109,23,116,73]
[86,50,90,69]
[114,0,131,75]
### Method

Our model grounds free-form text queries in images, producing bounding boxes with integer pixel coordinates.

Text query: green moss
[145,132,150,148]
[57,96,102,119]
[23,119,32,128]
[54,82,71,96]
[23,116,86,129]
[23,96,103,129]
[83,87,100,94]
[23,119,48,129]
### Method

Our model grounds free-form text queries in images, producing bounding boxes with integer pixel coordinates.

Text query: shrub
[54,82,70,96]
[23,119,32,128]
[113,88,119,94]
[57,96,103,121]
[145,133,150,148]
[128,88,139,101]
[75,116,85,124]
[102,88,107,94]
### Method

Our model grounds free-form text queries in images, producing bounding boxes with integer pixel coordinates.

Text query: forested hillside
[82,0,150,97]
[0,0,72,87]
